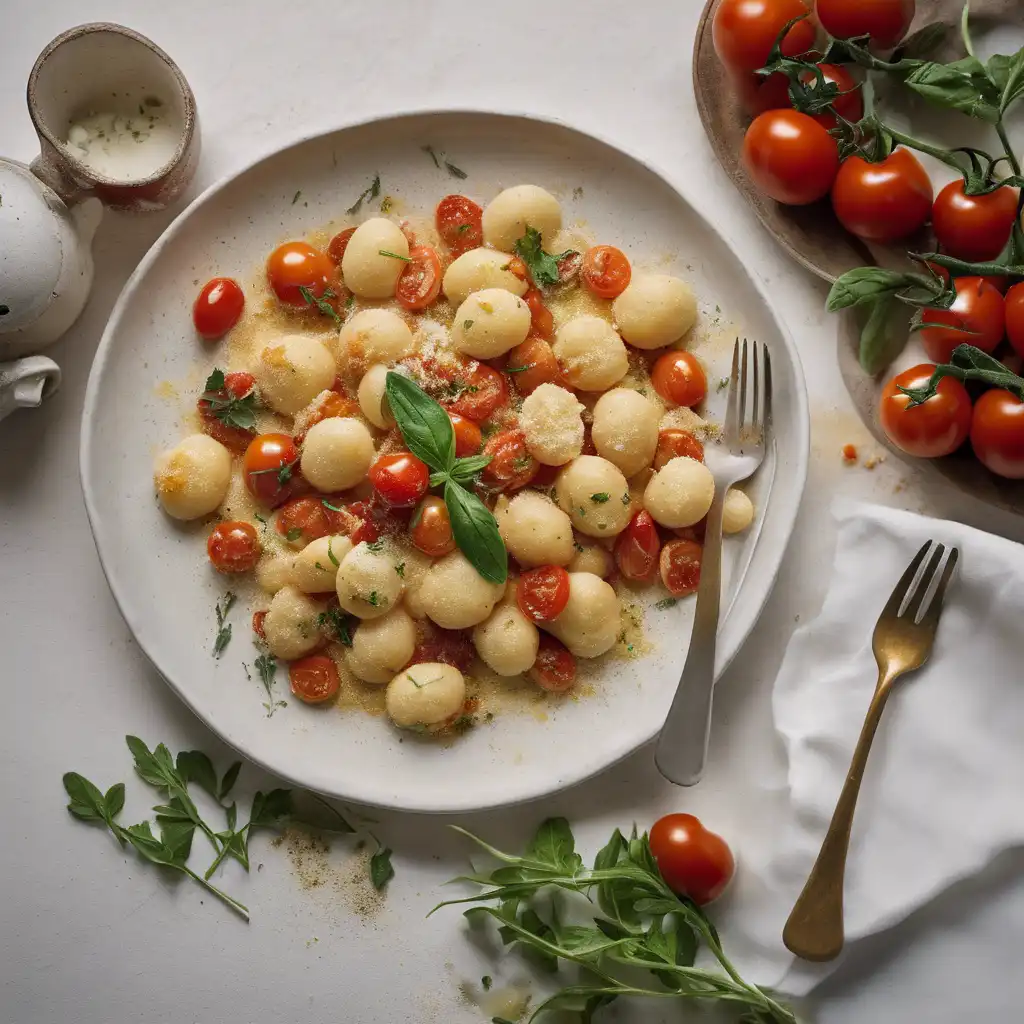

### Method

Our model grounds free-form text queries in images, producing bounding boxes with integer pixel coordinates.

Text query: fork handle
[782,672,894,962]
[654,494,726,787]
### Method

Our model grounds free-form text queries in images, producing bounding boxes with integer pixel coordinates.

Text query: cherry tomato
[243,433,301,506]
[529,635,577,693]
[207,521,261,573]
[517,566,571,623]
[815,0,915,48]
[649,813,736,906]
[879,363,972,458]
[410,629,475,673]
[931,181,1019,263]
[193,277,245,340]
[734,69,796,116]
[266,241,332,306]
[289,655,340,705]
[369,452,430,508]
[523,288,554,339]
[481,429,538,492]
[581,246,632,299]
[276,496,333,544]
[743,110,840,206]
[798,63,864,131]
[712,0,816,78]
[614,510,661,582]
[660,539,703,597]
[448,411,483,457]
[445,363,509,422]
[396,245,443,311]
[327,227,357,265]
[252,610,267,639]
[920,277,1006,364]
[436,194,484,256]
[831,149,933,243]
[411,495,456,557]
[1005,283,1024,359]
[556,251,584,284]
[652,351,708,408]
[971,389,1024,479]
[323,497,381,544]
[655,429,705,469]
[505,337,561,396]
[198,370,257,453]
[293,390,361,445]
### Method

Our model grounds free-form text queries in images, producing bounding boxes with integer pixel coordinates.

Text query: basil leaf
[904,56,1001,121]
[448,454,492,482]
[385,371,455,471]
[444,480,507,584]
[826,268,921,311]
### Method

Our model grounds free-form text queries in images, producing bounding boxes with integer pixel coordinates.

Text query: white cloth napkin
[726,500,1024,996]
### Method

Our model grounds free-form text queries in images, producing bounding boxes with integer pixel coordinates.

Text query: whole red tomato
[815,0,915,49]
[193,278,244,340]
[831,149,933,243]
[879,363,972,458]
[369,452,430,508]
[920,277,1006,364]
[1005,283,1024,359]
[932,181,1019,263]
[649,813,736,906]
[798,63,864,131]
[971,389,1024,479]
[743,110,840,206]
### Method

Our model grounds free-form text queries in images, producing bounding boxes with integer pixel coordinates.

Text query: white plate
[81,111,808,812]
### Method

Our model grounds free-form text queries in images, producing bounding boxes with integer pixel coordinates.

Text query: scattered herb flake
[572,186,584,200]
[505,365,528,373]
[378,249,411,262]
[370,846,394,890]
[327,537,340,567]
[463,319,475,330]
[717,377,729,392]
[481,976,493,991]
[298,284,342,324]
[253,653,285,717]
[591,492,611,503]
[422,144,441,168]
[318,607,355,647]
[654,597,678,610]
[445,160,468,180]
[285,527,303,542]
[291,190,301,205]
[213,592,237,658]
[395,562,405,578]
[346,173,381,215]
[366,539,386,553]
[380,195,393,214]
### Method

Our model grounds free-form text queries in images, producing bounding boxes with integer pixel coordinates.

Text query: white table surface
[3,3,1023,1022]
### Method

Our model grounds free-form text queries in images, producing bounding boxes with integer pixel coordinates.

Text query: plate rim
[80,106,811,812]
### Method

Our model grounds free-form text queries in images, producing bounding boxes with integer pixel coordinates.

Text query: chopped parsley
[591,492,611,503]
[445,160,468,180]
[291,190,301,205]
[463,319,475,330]
[364,591,385,608]
[395,562,405,578]
[327,536,340,567]
[654,597,678,610]
[366,539,386,553]
[505,365,528,373]
[422,144,441,168]
[200,369,259,430]
[318,607,355,647]
[378,249,411,262]
[379,195,393,214]
[573,540,585,553]
[456,223,471,234]
[253,512,267,525]
[212,592,237,658]
[346,173,381,215]
[299,285,342,324]
[513,226,577,288]
[285,527,303,542]
[621,492,631,506]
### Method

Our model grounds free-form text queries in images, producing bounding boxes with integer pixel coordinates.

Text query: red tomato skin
[655,429,705,469]
[529,635,577,693]
[652,352,708,408]
[649,813,736,906]
[581,246,632,299]
[1005,283,1024,359]
[448,412,483,457]
[879,364,972,459]
[505,338,561,396]
[327,227,357,265]
[198,371,257,453]
[815,0,915,48]
[831,149,933,243]
[799,63,864,131]
[369,453,430,508]
[743,110,840,206]
[436,195,484,256]
[409,630,475,674]
[713,0,816,78]
[971,389,1024,479]
[614,511,661,582]
[266,241,332,306]
[481,430,538,492]
[523,288,555,339]
[445,363,509,422]
[276,496,333,544]
[243,433,301,506]
[931,181,1019,263]
[396,245,442,311]
[193,278,245,340]
[919,277,1006,364]
[516,566,571,623]
[252,610,267,639]
[289,655,340,704]
[411,495,457,557]
[660,539,703,597]
[207,521,261,573]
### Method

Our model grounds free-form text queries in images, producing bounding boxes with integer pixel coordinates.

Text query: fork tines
[883,540,960,628]
[726,338,772,448]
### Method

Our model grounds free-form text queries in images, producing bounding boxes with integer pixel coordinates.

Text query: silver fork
[655,338,772,787]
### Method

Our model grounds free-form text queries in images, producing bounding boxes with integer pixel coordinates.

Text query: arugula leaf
[525,818,582,873]
[370,846,395,890]
[347,173,381,215]
[513,227,576,288]
[444,480,508,585]
[385,370,456,471]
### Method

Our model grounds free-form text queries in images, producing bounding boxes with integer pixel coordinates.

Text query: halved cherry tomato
[193,278,245,340]
[399,220,418,248]
[655,429,705,469]
[649,813,735,906]
[505,256,529,282]
[879,363,972,459]
[815,0,915,49]
[660,539,703,597]
[293,390,361,445]
[252,610,267,639]
[411,495,456,557]
[409,629,475,673]
[327,227,357,265]
[436,194,484,256]
[276,496,333,544]
[207,521,261,573]
[289,655,340,704]
[198,370,257,453]
[505,337,561,396]
[652,352,708,408]
[396,245,443,311]
[932,181,1019,263]
[743,110,840,206]
[581,246,632,299]
[517,566,571,623]
[445,363,509,422]
[481,429,538,492]
[323,497,381,544]
[448,411,483,457]
[798,63,864,131]
[920,277,1006,364]
[1006,283,1024,358]
[369,452,430,508]
[713,0,817,78]
[243,433,301,506]
[614,510,661,582]
[529,635,577,692]
[971,388,1024,479]
[266,241,333,306]
[556,251,584,284]
[523,288,554,338]
[831,149,933,243]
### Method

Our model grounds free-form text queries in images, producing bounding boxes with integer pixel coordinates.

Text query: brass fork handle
[782,667,897,962]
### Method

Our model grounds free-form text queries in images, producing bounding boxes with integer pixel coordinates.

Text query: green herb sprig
[212,591,236,658]
[299,285,343,324]
[347,173,381,215]
[514,227,578,289]
[200,369,259,430]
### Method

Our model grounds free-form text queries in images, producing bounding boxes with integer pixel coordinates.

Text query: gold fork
[782,540,960,963]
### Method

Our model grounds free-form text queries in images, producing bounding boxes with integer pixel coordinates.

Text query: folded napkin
[723,500,1024,996]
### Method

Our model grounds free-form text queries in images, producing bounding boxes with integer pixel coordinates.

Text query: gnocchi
[519,383,585,466]
[416,550,505,629]
[546,573,621,658]
[154,434,232,521]
[452,288,531,359]
[552,316,629,391]
[482,184,562,250]
[262,585,323,660]
[591,388,660,478]
[473,602,540,676]
[336,541,404,620]
[723,488,755,534]
[555,455,633,537]
[497,491,575,568]
[643,457,715,529]
[568,540,613,578]
[357,363,396,428]
[291,534,352,594]
[254,335,336,415]
[612,274,698,350]
[345,607,417,684]
[337,308,415,368]
[341,218,409,298]
[442,248,528,306]
[385,662,466,730]
[299,417,375,492]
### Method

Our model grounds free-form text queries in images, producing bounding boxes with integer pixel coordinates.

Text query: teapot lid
[0,161,64,333]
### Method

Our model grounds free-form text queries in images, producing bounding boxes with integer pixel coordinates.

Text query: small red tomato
[289,655,340,704]
[276,496,333,544]
[931,181,1019,263]
[831,149,933,243]
[369,452,430,508]
[252,610,267,639]
[323,498,381,544]
[448,411,483,457]
[713,0,816,78]
[193,278,245,340]
[742,110,840,206]
[411,495,456,557]
[481,429,538,492]
[652,352,708,408]
[920,277,1006,364]
[207,521,261,573]
[655,429,705,469]
[327,227,357,265]
[614,510,661,582]
[971,388,1024,479]
[445,363,510,422]
[660,539,703,597]
[879,363,972,459]
[197,370,257,453]
[293,390,361,445]
[523,288,555,339]
[409,629,475,674]
[505,337,562,396]
[1006,283,1024,359]
[798,63,864,131]
[266,241,332,306]
[815,0,916,49]
[436,194,484,256]
[581,246,632,299]
[517,566,571,623]
[243,433,301,506]
[529,635,577,692]
[396,245,443,311]
[649,813,736,905]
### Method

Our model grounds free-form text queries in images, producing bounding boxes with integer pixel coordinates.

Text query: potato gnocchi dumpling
[482,184,562,250]
[262,585,323,660]
[553,315,629,392]
[341,218,410,298]
[254,335,336,416]
[386,662,466,730]
[591,388,660,478]
[612,274,698,349]
[452,288,531,359]
[723,488,755,534]
[155,434,232,521]
[337,308,415,368]
[643,456,715,529]
[473,602,540,676]
[555,455,633,538]
[336,541,405,620]
[291,534,352,594]
[568,539,614,578]
[357,363,396,428]
[442,248,528,306]
[519,383,585,466]
[300,417,375,492]
[497,491,575,568]
[417,550,505,629]
[255,555,294,595]
[344,607,417,684]
[546,572,621,658]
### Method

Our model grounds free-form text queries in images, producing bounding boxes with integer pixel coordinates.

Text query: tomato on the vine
[1005,283,1024,359]
[411,495,456,557]
[660,539,703,597]
[931,181,1019,263]
[815,0,915,49]
[243,433,301,506]
[396,245,442,311]
[831,149,933,243]
[266,241,333,306]
[529,635,577,692]
[517,566,571,623]
[743,110,840,206]
[289,655,340,705]
[614,510,661,582]
[712,0,816,78]
[652,351,708,408]
[369,452,430,508]
[436,194,484,256]
[971,389,1024,479]
[655,429,705,469]
[505,338,561,396]
[207,521,261,573]
[193,278,245,340]
[649,813,736,906]
[879,363,972,458]
[798,63,864,131]
[581,246,632,299]
[920,276,1005,364]
[480,430,538,492]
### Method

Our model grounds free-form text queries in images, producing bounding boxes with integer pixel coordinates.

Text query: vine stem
[880,123,966,173]
[184,866,250,920]
[996,120,1022,176]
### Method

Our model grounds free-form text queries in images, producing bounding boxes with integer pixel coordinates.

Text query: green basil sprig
[385,371,506,584]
